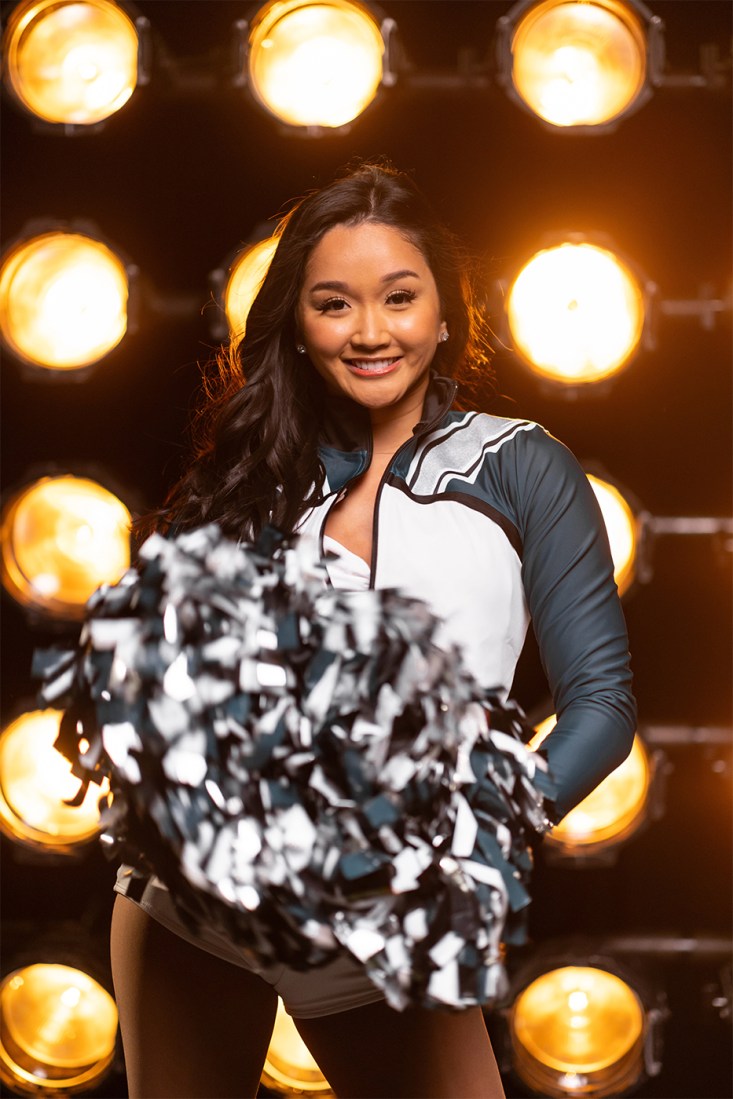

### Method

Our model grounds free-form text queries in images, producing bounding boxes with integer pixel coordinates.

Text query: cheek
[396,310,441,345]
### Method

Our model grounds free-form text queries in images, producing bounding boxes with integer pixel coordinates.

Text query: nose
[351,305,390,350]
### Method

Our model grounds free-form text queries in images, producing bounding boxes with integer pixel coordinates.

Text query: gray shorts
[114,867,385,1019]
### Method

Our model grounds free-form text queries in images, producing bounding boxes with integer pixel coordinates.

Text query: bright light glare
[0,232,128,370]
[225,237,279,342]
[0,710,108,850]
[530,717,649,852]
[506,242,644,384]
[587,474,638,596]
[3,0,139,125]
[1,475,131,619]
[511,966,644,1087]
[262,998,332,1093]
[510,0,647,127]
[0,965,117,1092]
[248,0,385,128]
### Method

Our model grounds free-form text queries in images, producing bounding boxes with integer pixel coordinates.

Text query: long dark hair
[143,161,493,543]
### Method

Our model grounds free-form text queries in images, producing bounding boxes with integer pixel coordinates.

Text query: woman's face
[296,221,446,417]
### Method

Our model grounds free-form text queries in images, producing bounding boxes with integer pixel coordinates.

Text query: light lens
[248,0,385,128]
[0,232,129,371]
[0,965,117,1093]
[1,475,131,620]
[587,474,638,596]
[0,710,108,852]
[510,0,647,127]
[3,0,139,126]
[511,966,645,1096]
[261,998,332,1094]
[506,242,644,385]
[225,237,279,343]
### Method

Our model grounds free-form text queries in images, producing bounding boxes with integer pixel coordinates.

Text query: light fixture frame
[232,0,400,136]
[496,940,667,1098]
[494,0,666,134]
[1,0,152,135]
[494,230,657,398]
[0,217,140,379]
[0,922,122,1096]
[0,460,139,628]
[0,702,109,859]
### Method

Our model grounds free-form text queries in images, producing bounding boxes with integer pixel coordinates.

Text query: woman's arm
[512,428,637,819]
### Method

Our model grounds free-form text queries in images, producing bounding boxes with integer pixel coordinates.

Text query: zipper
[368,378,458,588]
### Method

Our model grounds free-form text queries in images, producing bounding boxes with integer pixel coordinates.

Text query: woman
[111,162,636,1098]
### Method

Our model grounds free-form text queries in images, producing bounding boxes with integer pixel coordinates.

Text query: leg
[294,998,506,1099]
[110,894,278,1099]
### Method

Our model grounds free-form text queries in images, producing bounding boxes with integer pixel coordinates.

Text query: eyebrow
[307,269,421,293]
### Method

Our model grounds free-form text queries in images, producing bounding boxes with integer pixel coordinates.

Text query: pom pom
[37,524,556,1011]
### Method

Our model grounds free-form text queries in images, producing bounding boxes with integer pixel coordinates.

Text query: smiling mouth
[345,356,402,376]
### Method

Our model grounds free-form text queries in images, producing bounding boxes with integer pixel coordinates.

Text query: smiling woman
[111,161,635,1099]
[296,222,447,417]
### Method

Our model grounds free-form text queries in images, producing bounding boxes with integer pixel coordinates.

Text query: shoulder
[436,410,577,474]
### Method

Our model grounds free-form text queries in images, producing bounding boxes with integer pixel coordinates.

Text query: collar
[317,372,458,494]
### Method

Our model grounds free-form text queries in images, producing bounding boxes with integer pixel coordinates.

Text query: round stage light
[1,475,131,621]
[510,965,645,1097]
[225,236,279,342]
[261,998,333,1094]
[3,0,140,126]
[247,0,385,129]
[0,231,129,371]
[587,473,639,597]
[0,964,118,1094]
[0,710,108,854]
[506,242,645,386]
[530,718,650,857]
[506,0,648,128]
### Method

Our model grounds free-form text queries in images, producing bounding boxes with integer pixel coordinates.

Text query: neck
[368,379,429,455]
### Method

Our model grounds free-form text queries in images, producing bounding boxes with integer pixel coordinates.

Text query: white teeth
[350,358,398,370]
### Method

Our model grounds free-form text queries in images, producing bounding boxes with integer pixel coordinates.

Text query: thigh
[110,894,278,1099]
[294,998,506,1099]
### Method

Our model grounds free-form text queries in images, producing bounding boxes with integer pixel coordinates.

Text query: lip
[345,356,402,378]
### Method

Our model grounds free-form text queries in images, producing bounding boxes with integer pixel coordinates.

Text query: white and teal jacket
[297,373,636,819]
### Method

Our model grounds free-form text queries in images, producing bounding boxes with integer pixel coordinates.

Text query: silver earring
[439,331,449,343]
[296,344,306,354]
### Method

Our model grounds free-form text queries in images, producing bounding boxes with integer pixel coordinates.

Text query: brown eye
[317,297,349,313]
[387,290,416,306]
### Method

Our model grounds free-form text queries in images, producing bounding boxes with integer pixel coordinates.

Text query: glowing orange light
[248,0,385,129]
[1,475,131,619]
[225,237,279,342]
[0,710,109,852]
[506,242,644,385]
[0,232,128,370]
[3,0,139,126]
[510,0,647,128]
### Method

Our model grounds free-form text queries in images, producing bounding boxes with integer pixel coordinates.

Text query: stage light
[261,998,332,1094]
[1,474,131,622]
[586,473,640,597]
[0,231,129,372]
[531,716,653,860]
[224,236,279,342]
[505,240,645,387]
[0,964,117,1095]
[496,0,664,130]
[245,0,388,130]
[0,709,108,855]
[2,0,141,127]
[509,964,647,1097]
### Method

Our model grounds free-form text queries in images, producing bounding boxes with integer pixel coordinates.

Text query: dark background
[1,2,731,1096]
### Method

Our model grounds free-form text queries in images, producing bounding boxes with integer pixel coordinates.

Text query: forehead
[303,221,432,283]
